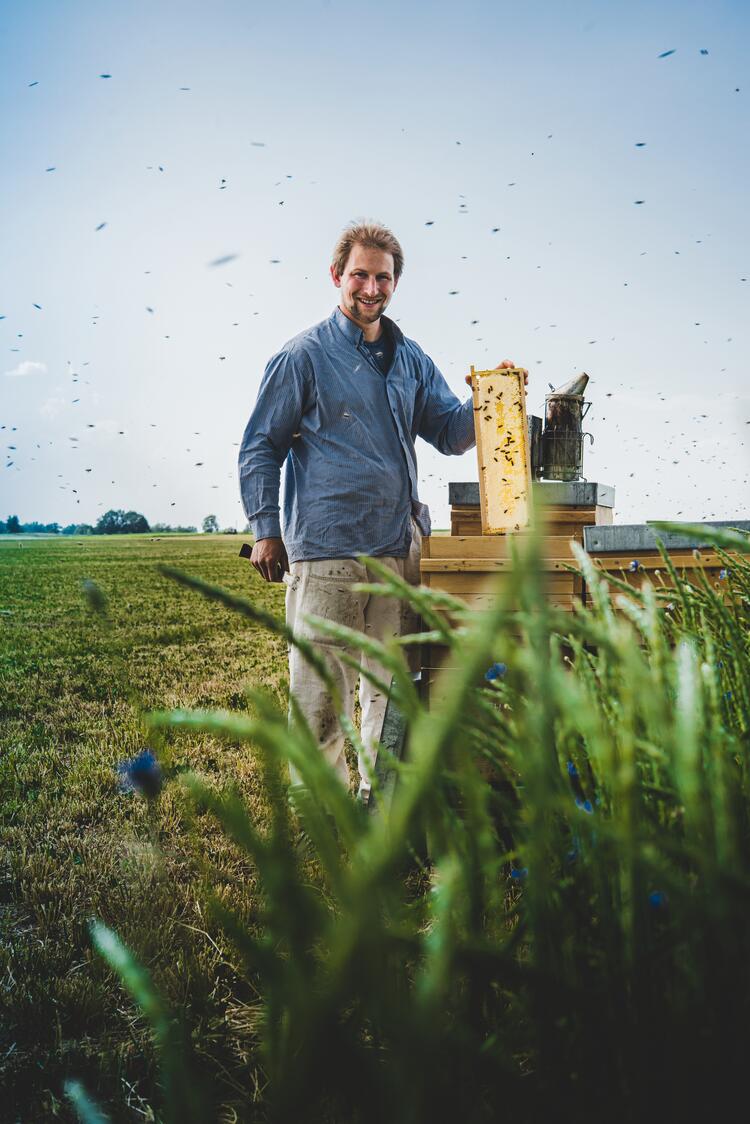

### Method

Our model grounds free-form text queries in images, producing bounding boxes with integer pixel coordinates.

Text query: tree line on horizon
[0,511,244,536]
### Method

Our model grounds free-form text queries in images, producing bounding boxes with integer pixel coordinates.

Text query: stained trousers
[285,528,421,796]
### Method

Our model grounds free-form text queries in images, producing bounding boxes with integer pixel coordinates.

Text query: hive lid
[449,480,614,508]
[583,520,750,552]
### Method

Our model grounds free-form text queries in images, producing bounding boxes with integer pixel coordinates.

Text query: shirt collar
[331,306,403,347]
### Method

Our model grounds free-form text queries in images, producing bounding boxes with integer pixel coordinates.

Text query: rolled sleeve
[238,348,311,540]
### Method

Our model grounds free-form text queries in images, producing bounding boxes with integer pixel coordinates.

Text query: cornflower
[116,749,163,799]
[485,662,507,681]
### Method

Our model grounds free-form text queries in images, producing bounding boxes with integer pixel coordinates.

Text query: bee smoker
[540,372,592,481]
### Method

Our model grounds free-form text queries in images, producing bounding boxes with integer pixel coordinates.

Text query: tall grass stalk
[83,526,750,1123]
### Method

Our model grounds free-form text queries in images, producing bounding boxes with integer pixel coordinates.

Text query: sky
[1,0,748,531]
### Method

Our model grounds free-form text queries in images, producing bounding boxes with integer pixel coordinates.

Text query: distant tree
[0,520,6,534]
[6,515,21,534]
[221,527,238,534]
[95,509,150,535]
[74,524,94,535]
[122,511,149,533]
[151,522,198,534]
[21,521,60,534]
[202,514,219,534]
[95,510,123,534]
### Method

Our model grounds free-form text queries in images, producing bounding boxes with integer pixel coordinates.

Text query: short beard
[353,297,384,320]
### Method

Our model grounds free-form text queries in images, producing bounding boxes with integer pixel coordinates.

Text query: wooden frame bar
[471,366,532,534]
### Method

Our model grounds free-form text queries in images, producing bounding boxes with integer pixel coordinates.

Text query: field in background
[0,534,291,1120]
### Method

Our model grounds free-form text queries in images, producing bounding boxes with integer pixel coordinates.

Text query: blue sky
[2,0,748,529]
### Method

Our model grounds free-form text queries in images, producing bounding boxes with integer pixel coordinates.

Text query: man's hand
[251,537,289,582]
[465,361,528,387]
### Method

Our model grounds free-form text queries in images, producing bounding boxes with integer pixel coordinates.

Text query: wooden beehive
[420,532,580,613]
[450,487,613,541]
[419,528,584,707]
[419,466,746,706]
[419,483,616,690]
[589,551,727,598]
[582,522,749,605]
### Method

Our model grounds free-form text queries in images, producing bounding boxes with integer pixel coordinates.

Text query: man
[239,220,526,800]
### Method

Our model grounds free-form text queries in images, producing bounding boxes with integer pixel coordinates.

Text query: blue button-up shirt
[238,306,476,563]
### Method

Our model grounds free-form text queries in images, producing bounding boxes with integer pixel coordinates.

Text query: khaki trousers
[285,528,421,796]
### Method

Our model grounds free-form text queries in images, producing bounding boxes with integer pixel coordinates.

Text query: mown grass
[0,534,291,1121]
[3,528,750,1124]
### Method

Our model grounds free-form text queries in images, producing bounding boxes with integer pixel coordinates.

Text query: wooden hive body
[419,480,746,706]
[419,483,616,691]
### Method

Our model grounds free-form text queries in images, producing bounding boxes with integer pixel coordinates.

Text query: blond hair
[331,220,404,280]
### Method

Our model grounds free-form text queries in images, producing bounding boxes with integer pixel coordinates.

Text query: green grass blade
[64,1081,111,1124]
[650,521,750,552]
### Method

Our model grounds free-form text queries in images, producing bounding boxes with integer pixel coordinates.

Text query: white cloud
[39,395,66,417]
[5,359,48,378]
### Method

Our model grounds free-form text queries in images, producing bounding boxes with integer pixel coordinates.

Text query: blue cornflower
[566,761,589,808]
[575,797,594,814]
[117,749,163,799]
[629,560,640,573]
[485,662,507,682]
[648,890,668,911]
[510,866,528,881]
[719,569,729,580]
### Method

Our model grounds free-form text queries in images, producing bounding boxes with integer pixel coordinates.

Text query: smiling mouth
[357,298,381,306]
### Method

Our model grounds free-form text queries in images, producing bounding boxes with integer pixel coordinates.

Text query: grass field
[3,528,750,1124]
[0,534,292,1121]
